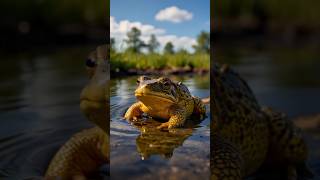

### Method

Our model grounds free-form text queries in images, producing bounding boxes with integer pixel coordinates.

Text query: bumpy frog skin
[124,76,206,129]
[45,45,109,180]
[211,64,313,179]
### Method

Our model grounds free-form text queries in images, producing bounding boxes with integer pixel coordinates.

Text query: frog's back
[212,64,269,175]
[174,81,206,119]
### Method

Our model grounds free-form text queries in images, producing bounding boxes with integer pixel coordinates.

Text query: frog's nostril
[86,58,96,67]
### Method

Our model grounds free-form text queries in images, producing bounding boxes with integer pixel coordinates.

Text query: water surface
[0,46,97,179]
[110,75,210,180]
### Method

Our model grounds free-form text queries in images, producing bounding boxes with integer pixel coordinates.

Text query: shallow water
[110,75,210,179]
[0,46,96,179]
[0,43,319,179]
[216,43,320,178]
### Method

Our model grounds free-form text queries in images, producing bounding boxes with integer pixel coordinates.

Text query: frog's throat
[134,87,176,103]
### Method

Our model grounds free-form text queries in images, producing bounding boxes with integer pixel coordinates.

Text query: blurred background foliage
[0,0,109,50]
[213,0,320,37]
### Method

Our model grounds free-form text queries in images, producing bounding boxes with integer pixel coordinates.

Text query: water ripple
[110,75,210,178]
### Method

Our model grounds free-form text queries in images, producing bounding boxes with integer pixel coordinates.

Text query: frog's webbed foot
[157,110,187,129]
[124,102,143,121]
[156,122,170,129]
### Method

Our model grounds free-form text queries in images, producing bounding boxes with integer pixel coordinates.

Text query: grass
[110,51,209,72]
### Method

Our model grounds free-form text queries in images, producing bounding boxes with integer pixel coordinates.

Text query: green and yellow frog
[211,64,313,179]
[45,45,109,180]
[124,76,206,129]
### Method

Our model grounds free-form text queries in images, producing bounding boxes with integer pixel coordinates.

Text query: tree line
[111,27,210,54]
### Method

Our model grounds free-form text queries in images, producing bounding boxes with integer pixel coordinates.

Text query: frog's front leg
[157,108,186,129]
[211,134,243,180]
[124,102,144,121]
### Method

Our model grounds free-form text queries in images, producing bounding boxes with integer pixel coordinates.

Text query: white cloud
[157,35,196,52]
[111,16,165,36]
[155,6,193,23]
[110,16,196,52]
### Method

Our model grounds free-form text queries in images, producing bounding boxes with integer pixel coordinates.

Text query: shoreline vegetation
[110,51,209,76]
[110,27,210,76]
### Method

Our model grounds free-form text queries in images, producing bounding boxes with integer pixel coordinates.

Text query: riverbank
[110,51,209,77]
[110,67,209,77]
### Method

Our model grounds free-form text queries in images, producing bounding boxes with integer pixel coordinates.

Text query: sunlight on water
[110,74,210,179]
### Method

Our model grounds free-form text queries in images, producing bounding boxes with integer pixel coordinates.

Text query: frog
[124,76,206,129]
[45,45,109,180]
[211,64,313,179]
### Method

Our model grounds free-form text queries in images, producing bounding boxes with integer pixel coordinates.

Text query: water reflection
[110,74,210,179]
[131,117,196,160]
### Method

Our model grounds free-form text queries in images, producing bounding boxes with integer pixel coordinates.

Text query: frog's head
[134,76,189,108]
[80,45,109,133]
[211,64,259,127]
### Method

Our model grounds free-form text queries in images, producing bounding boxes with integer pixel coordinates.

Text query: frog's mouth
[80,98,105,108]
[135,88,176,103]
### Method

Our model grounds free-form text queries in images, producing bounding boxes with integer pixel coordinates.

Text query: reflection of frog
[131,118,193,160]
[45,45,109,179]
[124,76,206,129]
[211,64,313,179]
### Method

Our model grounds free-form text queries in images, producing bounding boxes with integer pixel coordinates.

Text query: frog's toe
[124,112,133,120]
[157,122,170,129]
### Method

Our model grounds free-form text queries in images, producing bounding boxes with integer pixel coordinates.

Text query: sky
[110,0,210,52]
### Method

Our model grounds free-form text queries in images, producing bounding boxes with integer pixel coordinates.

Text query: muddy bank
[294,114,320,131]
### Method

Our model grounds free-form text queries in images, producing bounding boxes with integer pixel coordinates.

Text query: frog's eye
[163,81,170,86]
[86,58,96,67]
[136,79,140,85]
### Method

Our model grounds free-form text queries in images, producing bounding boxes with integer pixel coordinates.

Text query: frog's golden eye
[136,80,140,85]
[86,58,96,67]
[163,81,170,86]
[161,77,171,85]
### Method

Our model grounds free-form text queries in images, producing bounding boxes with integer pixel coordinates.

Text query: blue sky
[110,0,210,52]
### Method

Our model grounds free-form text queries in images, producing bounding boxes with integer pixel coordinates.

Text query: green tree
[176,48,189,54]
[163,42,175,54]
[125,27,144,53]
[110,38,116,52]
[192,31,210,54]
[147,34,160,53]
